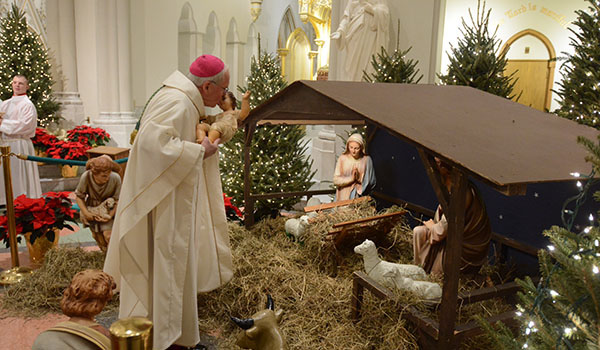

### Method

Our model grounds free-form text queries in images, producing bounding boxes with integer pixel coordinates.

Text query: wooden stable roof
[245,80,600,194]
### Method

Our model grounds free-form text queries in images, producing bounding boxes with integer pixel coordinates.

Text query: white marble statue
[331,0,390,81]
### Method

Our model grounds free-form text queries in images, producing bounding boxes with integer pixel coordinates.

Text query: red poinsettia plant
[31,127,59,152]
[0,192,76,247]
[223,193,243,222]
[67,125,111,147]
[46,140,91,161]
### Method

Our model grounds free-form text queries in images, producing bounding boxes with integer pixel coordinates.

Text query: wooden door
[505,59,551,111]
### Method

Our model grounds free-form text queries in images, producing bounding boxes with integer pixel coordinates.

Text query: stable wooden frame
[351,271,524,346]
[239,80,597,349]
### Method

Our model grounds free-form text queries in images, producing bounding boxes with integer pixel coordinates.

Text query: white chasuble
[104,71,233,350]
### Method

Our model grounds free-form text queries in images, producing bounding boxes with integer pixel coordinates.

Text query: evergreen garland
[438,0,518,99]
[555,0,600,129]
[0,4,60,127]
[480,134,600,349]
[363,47,423,84]
[219,51,314,220]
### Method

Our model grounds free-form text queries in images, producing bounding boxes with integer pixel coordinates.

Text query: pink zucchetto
[189,54,225,78]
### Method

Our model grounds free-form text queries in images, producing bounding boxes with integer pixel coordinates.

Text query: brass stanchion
[0,145,32,285]
[110,317,153,350]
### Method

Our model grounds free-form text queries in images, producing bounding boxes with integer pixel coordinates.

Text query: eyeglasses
[210,80,229,94]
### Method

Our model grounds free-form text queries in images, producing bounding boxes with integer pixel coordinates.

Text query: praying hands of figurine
[423,219,435,230]
[352,167,361,184]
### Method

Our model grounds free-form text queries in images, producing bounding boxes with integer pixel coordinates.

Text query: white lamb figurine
[354,239,426,288]
[86,197,116,222]
[394,275,442,300]
[285,215,310,240]
[354,239,426,282]
[354,239,441,300]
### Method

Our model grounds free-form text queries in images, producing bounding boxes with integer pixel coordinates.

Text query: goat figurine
[231,295,287,350]
[284,215,310,241]
[354,239,441,300]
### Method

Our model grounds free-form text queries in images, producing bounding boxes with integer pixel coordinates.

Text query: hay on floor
[0,247,115,318]
[197,219,421,349]
[0,201,513,349]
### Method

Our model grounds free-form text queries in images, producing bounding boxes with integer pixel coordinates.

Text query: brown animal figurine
[231,294,287,350]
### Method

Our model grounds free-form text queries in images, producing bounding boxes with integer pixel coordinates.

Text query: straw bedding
[0,201,511,349]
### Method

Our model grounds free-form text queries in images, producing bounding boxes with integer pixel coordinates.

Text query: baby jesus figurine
[32,270,116,350]
[196,90,251,144]
[75,155,121,252]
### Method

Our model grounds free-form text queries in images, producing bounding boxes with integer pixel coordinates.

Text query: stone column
[277,48,289,79]
[46,0,84,128]
[93,0,137,147]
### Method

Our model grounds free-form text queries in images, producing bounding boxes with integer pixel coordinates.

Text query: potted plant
[31,127,59,157]
[46,140,91,177]
[67,125,111,147]
[0,192,76,266]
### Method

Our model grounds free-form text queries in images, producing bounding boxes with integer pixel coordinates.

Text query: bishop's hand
[201,137,220,159]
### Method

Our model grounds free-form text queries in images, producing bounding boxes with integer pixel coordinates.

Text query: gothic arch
[500,29,556,59]
[178,2,197,72]
[285,28,311,82]
[226,18,242,93]
[278,6,295,49]
[204,11,221,57]
[501,29,556,111]
[244,23,258,80]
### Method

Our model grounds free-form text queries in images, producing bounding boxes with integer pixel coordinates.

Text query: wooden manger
[303,195,371,213]
[240,80,599,348]
[324,209,406,274]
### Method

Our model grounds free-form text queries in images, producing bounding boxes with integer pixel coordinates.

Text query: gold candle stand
[110,317,153,350]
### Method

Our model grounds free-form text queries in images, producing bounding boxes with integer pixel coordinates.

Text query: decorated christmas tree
[555,0,600,129]
[0,4,60,127]
[363,47,423,84]
[438,0,518,99]
[480,135,600,349]
[219,51,314,220]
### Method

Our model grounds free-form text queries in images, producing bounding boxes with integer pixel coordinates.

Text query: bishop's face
[11,76,29,95]
[202,70,230,108]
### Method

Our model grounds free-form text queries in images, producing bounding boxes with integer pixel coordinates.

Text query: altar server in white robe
[104,55,233,350]
[0,74,42,205]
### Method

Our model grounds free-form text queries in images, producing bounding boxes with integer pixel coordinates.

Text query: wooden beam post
[437,168,467,349]
[418,149,449,212]
[244,123,256,228]
[418,148,468,348]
